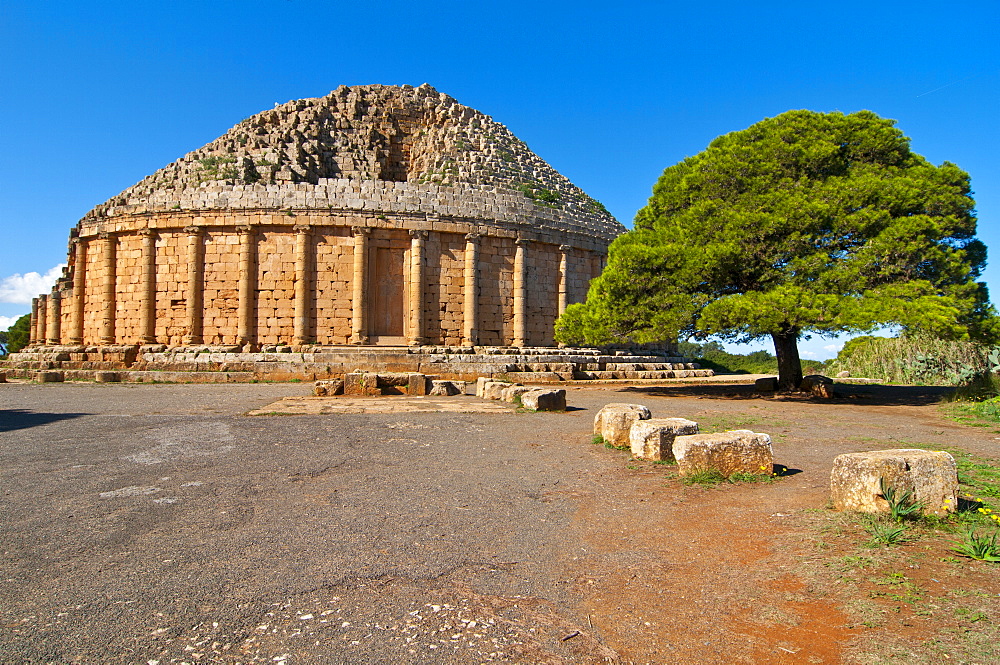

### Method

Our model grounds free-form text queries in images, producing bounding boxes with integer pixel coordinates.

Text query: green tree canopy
[556,110,994,389]
[2,314,31,357]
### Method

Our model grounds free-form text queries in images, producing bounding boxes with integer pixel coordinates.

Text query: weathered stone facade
[26,84,623,351]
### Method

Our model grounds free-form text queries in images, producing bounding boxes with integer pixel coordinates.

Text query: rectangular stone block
[830,449,958,516]
[407,373,429,396]
[521,388,566,411]
[306,378,339,396]
[672,430,773,478]
[344,371,380,396]
[36,370,65,383]
[594,403,651,447]
[630,418,699,461]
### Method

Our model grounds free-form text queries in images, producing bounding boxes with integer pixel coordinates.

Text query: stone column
[292,225,312,346]
[138,229,157,344]
[558,244,571,316]
[183,226,203,346]
[408,230,427,346]
[350,227,369,344]
[463,233,479,347]
[68,238,86,344]
[47,292,61,345]
[236,225,256,347]
[29,297,39,345]
[37,296,48,346]
[513,237,528,347]
[98,232,117,345]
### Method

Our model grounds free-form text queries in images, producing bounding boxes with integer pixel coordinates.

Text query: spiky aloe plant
[951,529,1000,562]
[879,477,924,522]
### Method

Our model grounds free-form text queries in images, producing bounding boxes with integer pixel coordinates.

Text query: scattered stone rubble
[830,449,959,516]
[590,402,774,479]
[475,378,566,411]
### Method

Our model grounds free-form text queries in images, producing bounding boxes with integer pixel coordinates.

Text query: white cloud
[823,343,844,353]
[0,265,66,305]
[0,315,21,330]
[800,350,818,359]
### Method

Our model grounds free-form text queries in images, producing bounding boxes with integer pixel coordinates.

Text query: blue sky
[1,0,997,359]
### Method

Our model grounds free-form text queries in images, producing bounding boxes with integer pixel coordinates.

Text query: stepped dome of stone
[85,83,624,241]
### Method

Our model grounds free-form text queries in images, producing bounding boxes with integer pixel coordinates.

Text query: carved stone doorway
[369,245,406,344]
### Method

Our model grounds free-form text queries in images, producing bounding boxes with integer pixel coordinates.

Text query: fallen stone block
[314,378,345,396]
[800,374,833,392]
[754,377,778,392]
[94,371,120,383]
[36,370,65,383]
[630,418,700,461]
[836,370,850,378]
[500,384,533,403]
[429,379,464,396]
[595,403,652,448]
[407,373,429,396]
[672,430,773,478]
[521,388,566,411]
[475,376,491,398]
[482,380,515,401]
[811,382,835,398]
[343,372,381,396]
[830,449,958,516]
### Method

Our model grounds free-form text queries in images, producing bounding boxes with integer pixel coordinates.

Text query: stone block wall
[313,228,354,345]
[44,208,604,349]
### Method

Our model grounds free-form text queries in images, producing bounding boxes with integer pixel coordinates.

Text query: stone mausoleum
[7,85,708,382]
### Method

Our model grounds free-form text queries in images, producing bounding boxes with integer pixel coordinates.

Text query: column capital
[183,225,203,235]
[559,244,572,253]
[293,224,312,234]
[72,236,86,245]
[138,228,158,238]
[409,229,428,240]
[236,224,254,234]
[464,232,481,243]
[98,231,114,240]
[515,237,530,247]
[351,226,371,237]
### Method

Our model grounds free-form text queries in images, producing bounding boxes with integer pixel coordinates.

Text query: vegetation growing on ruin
[197,154,238,181]
[556,110,996,391]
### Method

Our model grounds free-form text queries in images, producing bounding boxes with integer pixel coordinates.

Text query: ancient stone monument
[5,84,711,383]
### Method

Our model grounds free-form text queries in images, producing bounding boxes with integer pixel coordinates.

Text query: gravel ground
[0,383,617,664]
[3,381,998,664]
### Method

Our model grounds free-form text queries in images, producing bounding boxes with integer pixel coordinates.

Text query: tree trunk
[771,329,803,391]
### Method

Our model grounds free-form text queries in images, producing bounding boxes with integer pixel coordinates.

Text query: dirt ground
[1,380,999,664]
[559,383,1000,664]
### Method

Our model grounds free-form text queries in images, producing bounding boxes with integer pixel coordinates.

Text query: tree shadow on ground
[0,409,90,433]
[619,383,955,407]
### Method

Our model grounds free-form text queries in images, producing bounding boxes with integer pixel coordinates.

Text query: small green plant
[864,518,908,546]
[951,528,1000,561]
[591,434,605,445]
[728,471,775,483]
[682,469,726,486]
[879,476,924,521]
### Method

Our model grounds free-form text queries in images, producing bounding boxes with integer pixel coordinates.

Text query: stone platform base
[0,345,712,384]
